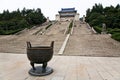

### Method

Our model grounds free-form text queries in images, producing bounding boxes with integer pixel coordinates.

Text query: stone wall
[60,17,74,21]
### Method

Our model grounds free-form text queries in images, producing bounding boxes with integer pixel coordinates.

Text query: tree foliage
[86,4,120,28]
[86,4,120,41]
[0,8,46,35]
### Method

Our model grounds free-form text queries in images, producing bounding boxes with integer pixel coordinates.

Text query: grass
[45,23,52,30]
[111,33,120,41]
[93,26,120,42]
[108,28,120,41]
[33,28,43,35]
[0,29,23,35]
[93,26,102,33]
[66,21,73,34]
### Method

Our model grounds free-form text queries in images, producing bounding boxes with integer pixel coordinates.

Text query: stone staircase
[63,21,120,57]
[0,21,120,57]
[0,21,70,54]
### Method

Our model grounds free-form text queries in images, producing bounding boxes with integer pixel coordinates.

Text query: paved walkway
[0,53,120,80]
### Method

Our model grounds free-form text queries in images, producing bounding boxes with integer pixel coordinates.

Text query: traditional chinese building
[56,8,79,21]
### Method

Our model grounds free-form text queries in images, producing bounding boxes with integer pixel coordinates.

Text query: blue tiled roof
[62,8,75,11]
[59,8,77,13]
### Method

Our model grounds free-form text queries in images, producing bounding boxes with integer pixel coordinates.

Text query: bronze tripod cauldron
[26,41,54,76]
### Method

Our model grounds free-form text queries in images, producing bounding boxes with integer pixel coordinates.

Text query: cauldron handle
[27,41,32,48]
[50,41,54,48]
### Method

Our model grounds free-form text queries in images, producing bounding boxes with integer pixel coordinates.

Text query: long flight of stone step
[0,21,70,54]
[0,21,120,57]
[63,21,120,57]
[36,21,70,54]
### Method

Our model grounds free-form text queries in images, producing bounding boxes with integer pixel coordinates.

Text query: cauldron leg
[42,62,47,69]
[42,62,47,72]
[30,62,36,70]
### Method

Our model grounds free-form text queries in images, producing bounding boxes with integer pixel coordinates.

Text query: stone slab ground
[0,53,120,80]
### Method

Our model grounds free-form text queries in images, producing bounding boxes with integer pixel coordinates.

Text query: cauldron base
[29,66,53,76]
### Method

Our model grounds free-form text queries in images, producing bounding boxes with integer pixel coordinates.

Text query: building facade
[56,8,79,21]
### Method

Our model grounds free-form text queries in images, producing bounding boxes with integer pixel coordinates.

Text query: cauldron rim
[27,46,52,49]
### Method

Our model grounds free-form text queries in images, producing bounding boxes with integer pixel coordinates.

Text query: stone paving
[0,53,120,80]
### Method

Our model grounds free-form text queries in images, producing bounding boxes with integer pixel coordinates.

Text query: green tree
[86,3,120,41]
[0,8,46,35]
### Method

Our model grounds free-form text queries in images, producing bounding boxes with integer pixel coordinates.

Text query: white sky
[0,0,120,20]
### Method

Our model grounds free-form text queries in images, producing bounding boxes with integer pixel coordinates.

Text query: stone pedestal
[29,66,53,76]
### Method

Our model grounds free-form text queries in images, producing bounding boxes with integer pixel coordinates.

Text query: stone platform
[0,53,120,80]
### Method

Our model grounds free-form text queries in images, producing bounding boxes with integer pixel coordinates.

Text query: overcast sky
[0,0,120,20]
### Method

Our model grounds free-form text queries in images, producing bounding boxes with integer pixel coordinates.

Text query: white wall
[74,13,79,21]
[55,14,60,21]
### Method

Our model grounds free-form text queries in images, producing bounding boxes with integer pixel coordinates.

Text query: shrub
[108,28,120,34]
[66,21,73,34]
[111,33,120,41]
[45,23,52,30]
[94,26,102,33]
